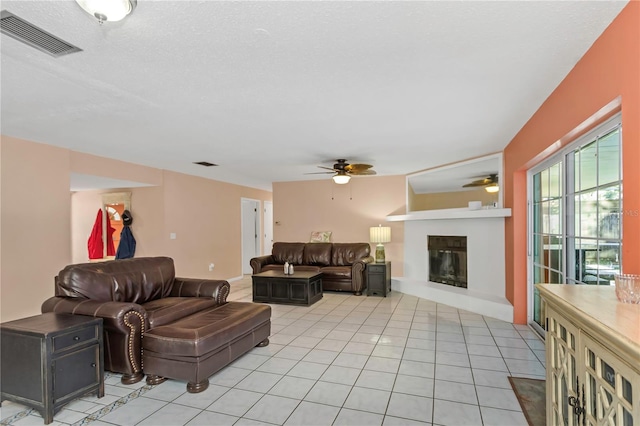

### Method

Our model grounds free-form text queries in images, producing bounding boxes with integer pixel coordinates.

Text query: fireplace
[428,235,467,288]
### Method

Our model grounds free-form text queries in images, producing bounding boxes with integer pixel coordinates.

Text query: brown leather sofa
[250,242,374,295]
[41,257,270,392]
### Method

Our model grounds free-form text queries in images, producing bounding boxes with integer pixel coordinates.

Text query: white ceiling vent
[1,10,82,57]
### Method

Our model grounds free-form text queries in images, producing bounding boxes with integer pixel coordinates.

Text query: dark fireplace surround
[428,235,467,288]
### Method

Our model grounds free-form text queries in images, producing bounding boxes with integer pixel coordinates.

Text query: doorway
[241,198,261,275]
[263,201,273,255]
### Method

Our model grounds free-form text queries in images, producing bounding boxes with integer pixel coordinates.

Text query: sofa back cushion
[331,243,371,266]
[271,242,305,265]
[56,257,176,304]
[302,243,332,266]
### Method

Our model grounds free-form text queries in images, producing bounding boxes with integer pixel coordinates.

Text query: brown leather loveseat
[41,257,270,392]
[250,242,373,295]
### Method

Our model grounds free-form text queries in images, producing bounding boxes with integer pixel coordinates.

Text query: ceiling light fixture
[75,0,137,24]
[485,184,500,193]
[332,171,351,185]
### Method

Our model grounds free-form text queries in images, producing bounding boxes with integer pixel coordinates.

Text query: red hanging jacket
[88,209,103,259]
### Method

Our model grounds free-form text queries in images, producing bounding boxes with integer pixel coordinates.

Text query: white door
[241,199,260,275]
[263,201,273,255]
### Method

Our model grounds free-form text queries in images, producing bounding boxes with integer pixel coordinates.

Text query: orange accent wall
[504,2,640,324]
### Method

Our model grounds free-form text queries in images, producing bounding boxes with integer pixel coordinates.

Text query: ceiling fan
[463,174,499,192]
[307,159,377,184]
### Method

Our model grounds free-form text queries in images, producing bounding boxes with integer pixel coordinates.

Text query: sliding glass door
[529,115,622,330]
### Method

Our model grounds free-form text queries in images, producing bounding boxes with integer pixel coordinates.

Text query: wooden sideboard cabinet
[367,262,391,297]
[537,284,640,426]
[0,313,104,424]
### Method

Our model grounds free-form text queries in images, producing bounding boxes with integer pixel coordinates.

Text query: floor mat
[508,376,546,426]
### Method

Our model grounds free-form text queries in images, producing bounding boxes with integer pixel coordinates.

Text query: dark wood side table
[367,261,391,297]
[0,313,104,424]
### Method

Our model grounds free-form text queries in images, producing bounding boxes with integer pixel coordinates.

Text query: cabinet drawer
[52,326,98,352]
[368,264,386,273]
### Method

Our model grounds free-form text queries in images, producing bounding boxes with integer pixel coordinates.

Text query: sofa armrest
[351,256,375,293]
[172,278,230,304]
[41,297,147,378]
[250,255,275,274]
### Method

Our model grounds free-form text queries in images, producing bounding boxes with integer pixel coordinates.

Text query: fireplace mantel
[387,207,511,222]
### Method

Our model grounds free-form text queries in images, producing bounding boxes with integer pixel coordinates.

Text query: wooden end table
[367,261,391,297]
[0,313,104,424]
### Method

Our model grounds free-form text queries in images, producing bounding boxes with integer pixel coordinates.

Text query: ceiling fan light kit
[332,172,351,185]
[485,184,500,193]
[75,0,136,24]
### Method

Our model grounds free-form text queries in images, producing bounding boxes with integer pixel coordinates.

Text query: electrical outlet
[208,263,215,271]
[169,233,177,240]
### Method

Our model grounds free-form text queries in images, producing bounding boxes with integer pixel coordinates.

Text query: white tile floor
[0,277,546,426]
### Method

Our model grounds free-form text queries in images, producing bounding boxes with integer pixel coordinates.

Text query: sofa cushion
[331,243,371,266]
[320,266,352,279]
[142,297,220,328]
[56,257,175,304]
[271,242,305,265]
[303,243,332,266]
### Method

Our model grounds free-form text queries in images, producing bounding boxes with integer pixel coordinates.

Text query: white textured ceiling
[0,1,628,192]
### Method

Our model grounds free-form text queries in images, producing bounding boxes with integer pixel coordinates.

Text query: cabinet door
[581,333,639,426]
[53,344,100,400]
[547,307,581,425]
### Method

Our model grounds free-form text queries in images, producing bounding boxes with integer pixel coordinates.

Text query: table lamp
[370,225,391,263]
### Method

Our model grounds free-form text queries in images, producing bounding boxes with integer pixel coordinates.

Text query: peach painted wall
[273,176,405,276]
[70,170,272,280]
[2,136,272,321]
[71,152,163,185]
[1,136,71,322]
[161,170,272,279]
[503,2,640,323]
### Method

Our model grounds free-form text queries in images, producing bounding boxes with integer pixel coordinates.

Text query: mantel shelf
[386,207,512,222]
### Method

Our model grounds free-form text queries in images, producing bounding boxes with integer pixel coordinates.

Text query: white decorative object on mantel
[468,201,482,210]
[386,207,511,222]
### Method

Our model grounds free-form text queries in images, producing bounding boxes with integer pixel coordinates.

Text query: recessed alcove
[406,153,503,212]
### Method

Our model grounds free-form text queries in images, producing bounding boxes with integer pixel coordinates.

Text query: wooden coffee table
[252,270,323,306]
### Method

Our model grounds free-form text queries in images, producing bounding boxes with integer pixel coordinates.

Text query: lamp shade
[370,226,391,243]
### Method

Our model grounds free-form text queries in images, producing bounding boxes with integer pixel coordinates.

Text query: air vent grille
[1,10,82,57]
[194,161,219,167]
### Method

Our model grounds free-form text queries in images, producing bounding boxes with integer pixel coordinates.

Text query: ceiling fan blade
[305,171,336,175]
[345,163,373,172]
[462,174,498,187]
[348,169,377,176]
[317,166,338,171]
[462,182,488,188]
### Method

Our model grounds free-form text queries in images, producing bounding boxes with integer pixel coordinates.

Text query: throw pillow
[310,231,332,243]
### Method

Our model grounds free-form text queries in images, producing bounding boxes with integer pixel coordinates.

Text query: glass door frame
[527,113,622,333]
